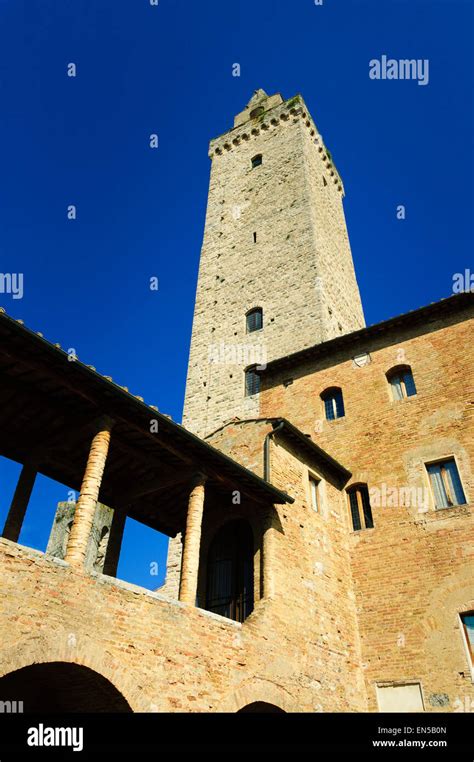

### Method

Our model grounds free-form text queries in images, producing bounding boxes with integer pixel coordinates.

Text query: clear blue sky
[0,0,472,589]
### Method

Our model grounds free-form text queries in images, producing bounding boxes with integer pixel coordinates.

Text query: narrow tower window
[347,484,374,531]
[245,367,260,396]
[309,475,320,512]
[253,231,257,243]
[321,387,345,421]
[251,154,263,168]
[246,308,263,333]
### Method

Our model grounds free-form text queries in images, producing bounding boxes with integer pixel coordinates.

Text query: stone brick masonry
[183,90,365,438]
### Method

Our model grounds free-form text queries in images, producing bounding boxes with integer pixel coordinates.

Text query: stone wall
[183,92,365,438]
[46,501,114,573]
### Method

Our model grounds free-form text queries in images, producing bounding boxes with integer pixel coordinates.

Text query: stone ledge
[86,570,242,628]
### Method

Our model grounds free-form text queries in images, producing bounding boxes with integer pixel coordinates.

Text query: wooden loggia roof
[0,309,293,537]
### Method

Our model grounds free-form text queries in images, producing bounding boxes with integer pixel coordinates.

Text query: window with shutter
[460,612,474,669]
[246,308,263,333]
[245,368,260,396]
[426,458,466,509]
[387,366,417,400]
[347,485,374,531]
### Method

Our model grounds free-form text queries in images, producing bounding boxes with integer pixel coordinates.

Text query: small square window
[426,458,466,509]
[251,154,262,168]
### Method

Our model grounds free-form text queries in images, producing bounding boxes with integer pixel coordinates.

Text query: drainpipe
[263,421,285,482]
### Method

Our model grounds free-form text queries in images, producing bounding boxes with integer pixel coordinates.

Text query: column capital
[94,415,115,432]
[190,472,208,489]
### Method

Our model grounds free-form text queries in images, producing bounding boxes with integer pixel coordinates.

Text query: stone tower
[183,89,365,437]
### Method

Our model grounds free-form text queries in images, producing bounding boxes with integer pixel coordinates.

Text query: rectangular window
[245,369,260,397]
[309,475,320,512]
[460,612,474,669]
[349,490,362,531]
[426,459,466,509]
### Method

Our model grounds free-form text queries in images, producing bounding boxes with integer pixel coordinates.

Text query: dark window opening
[253,231,257,243]
[205,519,254,623]
[251,154,263,168]
[250,107,264,119]
[347,485,374,531]
[245,367,260,396]
[321,387,345,420]
[246,307,263,333]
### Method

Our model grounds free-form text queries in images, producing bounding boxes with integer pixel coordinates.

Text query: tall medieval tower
[183,89,365,437]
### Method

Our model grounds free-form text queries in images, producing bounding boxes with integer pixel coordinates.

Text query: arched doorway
[0,662,132,712]
[206,519,254,622]
[238,702,286,713]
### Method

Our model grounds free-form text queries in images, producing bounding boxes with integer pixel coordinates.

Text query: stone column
[2,463,37,542]
[65,417,114,568]
[262,507,277,599]
[102,508,126,577]
[179,475,207,605]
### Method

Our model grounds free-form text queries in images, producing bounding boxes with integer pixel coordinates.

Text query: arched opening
[321,386,345,420]
[238,701,286,713]
[0,662,132,712]
[205,519,254,622]
[347,483,374,531]
[386,364,417,400]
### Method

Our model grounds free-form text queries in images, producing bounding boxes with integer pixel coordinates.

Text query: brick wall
[0,413,369,713]
[260,307,474,711]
